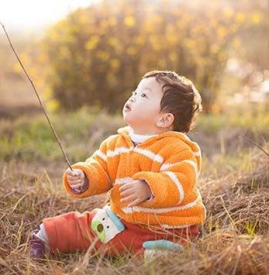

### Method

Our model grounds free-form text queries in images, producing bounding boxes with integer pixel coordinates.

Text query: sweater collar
[117,126,191,143]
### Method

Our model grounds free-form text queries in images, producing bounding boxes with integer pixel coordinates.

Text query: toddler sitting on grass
[29,70,205,259]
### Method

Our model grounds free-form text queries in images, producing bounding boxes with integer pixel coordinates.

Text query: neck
[130,126,170,135]
[129,125,173,136]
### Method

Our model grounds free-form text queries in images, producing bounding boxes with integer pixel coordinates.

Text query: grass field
[0,106,269,274]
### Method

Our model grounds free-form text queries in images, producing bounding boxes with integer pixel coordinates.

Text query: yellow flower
[251,12,261,24]
[124,16,135,27]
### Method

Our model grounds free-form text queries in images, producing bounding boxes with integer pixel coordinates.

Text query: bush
[39,0,265,113]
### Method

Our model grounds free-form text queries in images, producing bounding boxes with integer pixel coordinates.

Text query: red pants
[43,208,199,256]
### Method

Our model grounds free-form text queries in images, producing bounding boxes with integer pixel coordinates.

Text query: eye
[141,93,147,98]
[132,91,137,96]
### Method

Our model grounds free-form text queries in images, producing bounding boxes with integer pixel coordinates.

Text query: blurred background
[0,0,268,171]
[1,0,269,113]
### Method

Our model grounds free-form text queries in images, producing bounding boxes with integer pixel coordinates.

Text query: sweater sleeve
[63,138,112,198]
[132,148,200,208]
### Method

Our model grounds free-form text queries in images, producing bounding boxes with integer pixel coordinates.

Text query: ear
[156,113,174,129]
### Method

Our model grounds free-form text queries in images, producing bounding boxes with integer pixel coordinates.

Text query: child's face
[123,77,164,134]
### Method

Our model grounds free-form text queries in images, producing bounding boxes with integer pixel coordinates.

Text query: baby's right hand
[66,168,87,190]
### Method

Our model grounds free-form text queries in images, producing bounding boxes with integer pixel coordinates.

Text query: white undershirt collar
[129,128,157,144]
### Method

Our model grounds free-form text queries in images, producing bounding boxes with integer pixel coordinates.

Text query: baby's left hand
[119,179,152,207]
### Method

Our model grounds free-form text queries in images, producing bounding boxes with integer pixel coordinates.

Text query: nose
[129,96,136,103]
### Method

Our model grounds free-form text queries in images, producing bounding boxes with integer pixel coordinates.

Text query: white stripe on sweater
[95,150,107,161]
[133,147,163,163]
[121,196,200,214]
[160,163,174,171]
[182,159,200,177]
[98,146,164,164]
[181,160,198,174]
[165,171,184,203]
[107,147,133,157]
[160,160,198,174]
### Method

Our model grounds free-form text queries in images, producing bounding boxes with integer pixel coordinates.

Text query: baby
[29,70,205,259]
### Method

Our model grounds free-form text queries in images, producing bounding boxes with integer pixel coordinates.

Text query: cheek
[142,104,160,116]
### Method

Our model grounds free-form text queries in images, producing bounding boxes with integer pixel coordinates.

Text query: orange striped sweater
[63,126,206,228]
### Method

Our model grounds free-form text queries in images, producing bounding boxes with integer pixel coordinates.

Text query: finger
[68,178,84,185]
[67,174,76,181]
[119,182,133,191]
[66,171,80,178]
[72,171,81,177]
[120,189,134,198]
[73,169,83,177]
[69,183,84,189]
[67,173,82,180]
[66,168,74,176]
[127,198,142,207]
[120,194,136,203]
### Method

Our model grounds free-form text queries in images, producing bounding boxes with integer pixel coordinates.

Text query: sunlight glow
[0,0,97,30]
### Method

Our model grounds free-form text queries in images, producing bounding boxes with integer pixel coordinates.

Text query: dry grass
[1,146,269,274]
[201,152,269,235]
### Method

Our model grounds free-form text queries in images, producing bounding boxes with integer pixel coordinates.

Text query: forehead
[138,77,163,92]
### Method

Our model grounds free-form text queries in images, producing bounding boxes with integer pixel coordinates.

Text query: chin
[123,115,130,124]
[123,117,135,129]
[123,113,131,121]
